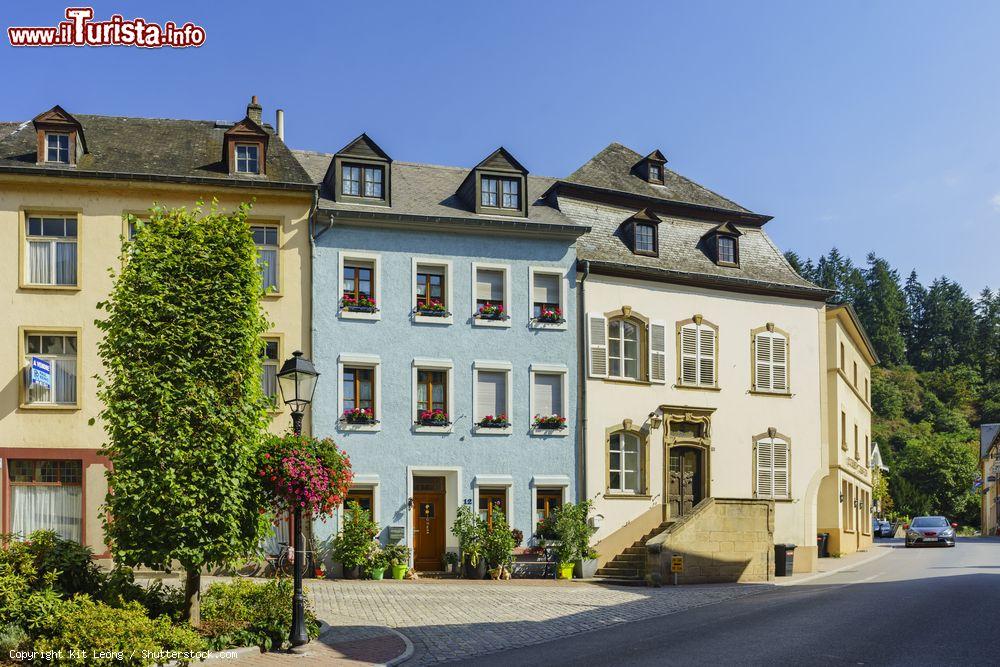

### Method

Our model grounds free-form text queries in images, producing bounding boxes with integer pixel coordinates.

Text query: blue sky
[2,1,997,293]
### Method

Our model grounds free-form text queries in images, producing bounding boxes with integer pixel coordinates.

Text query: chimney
[276,109,284,141]
[247,95,262,124]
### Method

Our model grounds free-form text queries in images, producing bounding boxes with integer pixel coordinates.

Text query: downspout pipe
[577,259,590,503]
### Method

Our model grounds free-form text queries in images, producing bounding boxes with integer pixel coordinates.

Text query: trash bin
[817,533,830,558]
[774,544,796,576]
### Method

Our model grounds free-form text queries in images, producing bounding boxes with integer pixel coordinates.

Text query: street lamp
[276,350,319,650]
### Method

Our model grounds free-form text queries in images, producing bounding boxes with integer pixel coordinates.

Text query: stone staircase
[593,521,673,586]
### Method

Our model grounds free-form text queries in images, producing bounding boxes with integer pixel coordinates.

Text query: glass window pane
[42,218,64,237]
[42,336,63,355]
[27,336,41,354]
[64,336,77,355]
[64,219,77,237]
[28,218,42,236]
[610,472,621,490]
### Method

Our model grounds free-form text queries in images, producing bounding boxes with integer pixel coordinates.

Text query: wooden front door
[668,447,703,517]
[412,488,446,571]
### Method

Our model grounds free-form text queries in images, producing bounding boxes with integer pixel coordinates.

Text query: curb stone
[775,545,892,586]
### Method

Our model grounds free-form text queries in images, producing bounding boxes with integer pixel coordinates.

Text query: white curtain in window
[532,273,560,304]
[55,242,77,285]
[476,269,504,302]
[476,371,506,419]
[258,249,278,290]
[262,364,277,401]
[55,358,77,404]
[29,241,51,284]
[11,485,82,542]
[533,373,562,416]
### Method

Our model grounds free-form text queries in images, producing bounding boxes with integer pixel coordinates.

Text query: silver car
[905,516,957,547]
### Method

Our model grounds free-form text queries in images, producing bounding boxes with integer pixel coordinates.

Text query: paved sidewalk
[776,539,894,585]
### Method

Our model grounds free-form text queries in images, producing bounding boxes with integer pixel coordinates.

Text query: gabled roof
[625,208,661,224]
[33,105,86,152]
[870,442,889,472]
[704,221,742,238]
[0,111,312,189]
[981,424,1000,459]
[224,115,269,141]
[637,149,667,165]
[473,146,528,174]
[827,303,880,366]
[335,133,392,162]
[563,142,756,216]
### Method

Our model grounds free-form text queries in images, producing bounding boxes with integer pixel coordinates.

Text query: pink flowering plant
[257,434,353,519]
[341,407,377,425]
[535,307,564,323]
[341,293,378,312]
[415,299,448,316]
[417,409,449,426]
[477,413,510,428]
[475,302,508,320]
[533,414,567,430]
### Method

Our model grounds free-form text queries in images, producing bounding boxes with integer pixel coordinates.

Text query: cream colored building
[0,99,313,556]
[817,304,878,555]
[552,144,834,581]
[981,424,999,536]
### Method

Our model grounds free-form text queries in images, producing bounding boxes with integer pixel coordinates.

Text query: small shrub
[101,568,184,620]
[0,622,28,653]
[200,578,319,651]
[482,509,515,571]
[32,596,205,666]
[451,506,486,567]
[23,530,103,597]
[331,502,379,570]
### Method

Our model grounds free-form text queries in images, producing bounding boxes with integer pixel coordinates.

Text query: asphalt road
[458,537,1000,666]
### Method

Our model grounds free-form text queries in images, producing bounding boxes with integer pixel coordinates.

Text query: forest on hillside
[785,249,996,527]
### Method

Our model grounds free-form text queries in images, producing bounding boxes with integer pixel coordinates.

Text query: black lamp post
[276,350,319,650]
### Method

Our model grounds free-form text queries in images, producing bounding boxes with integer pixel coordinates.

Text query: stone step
[591,575,646,587]
[596,565,642,578]
[609,554,645,565]
[623,546,647,555]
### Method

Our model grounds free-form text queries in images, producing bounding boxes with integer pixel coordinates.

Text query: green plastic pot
[558,562,575,580]
[391,563,408,580]
[370,567,385,580]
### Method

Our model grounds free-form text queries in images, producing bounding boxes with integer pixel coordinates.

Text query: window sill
[472,318,511,329]
[749,389,792,398]
[339,423,381,433]
[413,314,453,326]
[18,283,82,292]
[262,292,284,300]
[602,377,651,386]
[339,309,381,321]
[473,425,512,436]
[755,496,795,503]
[530,427,568,437]
[19,403,80,411]
[529,321,568,331]
[674,383,722,392]
[604,493,652,500]
[413,424,453,434]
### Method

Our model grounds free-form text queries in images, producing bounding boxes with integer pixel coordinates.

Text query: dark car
[905,516,957,547]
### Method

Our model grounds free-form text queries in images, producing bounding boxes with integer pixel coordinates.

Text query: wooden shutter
[771,334,788,391]
[698,326,716,386]
[772,439,789,497]
[588,313,608,378]
[649,321,667,384]
[680,324,698,385]
[755,439,773,497]
[754,333,772,391]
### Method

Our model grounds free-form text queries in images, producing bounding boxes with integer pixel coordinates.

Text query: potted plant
[341,407,377,425]
[533,414,567,430]
[551,500,598,580]
[475,302,508,321]
[451,505,487,579]
[477,414,510,429]
[368,543,388,580]
[535,514,558,541]
[417,409,450,427]
[443,551,459,574]
[341,293,379,313]
[511,528,524,548]
[534,307,564,324]
[385,544,411,580]
[331,501,379,579]
[482,507,516,580]
[415,299,449,317]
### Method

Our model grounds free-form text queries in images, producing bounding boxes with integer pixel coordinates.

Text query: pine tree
[854,254,907,365]
[903,270,927,368]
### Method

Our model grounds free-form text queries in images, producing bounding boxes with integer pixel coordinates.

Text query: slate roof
[982,424,1000,459]
[0,114,313,189]
[293,150,586,233]
[565,143,753,214]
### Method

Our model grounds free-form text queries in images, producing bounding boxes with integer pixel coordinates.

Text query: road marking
[776,546,892,586]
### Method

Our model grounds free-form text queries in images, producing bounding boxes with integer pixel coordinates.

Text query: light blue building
[295,136,587,570]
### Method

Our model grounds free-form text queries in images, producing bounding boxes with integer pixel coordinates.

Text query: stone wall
[645,498,774,584]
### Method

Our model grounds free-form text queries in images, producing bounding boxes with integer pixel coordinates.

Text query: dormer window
[718,236,736,264]
[621,208,661,257]
[342,163,384,199]
[46,133,70,164]
[704,222,742,267]
[481,176,520,210]
[649,164,661,182]
[235,143,260,174]
[633,149,667,184]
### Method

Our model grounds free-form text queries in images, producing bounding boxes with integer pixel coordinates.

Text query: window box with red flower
[533,307,564,324]
[340,407,378,426]
[474,413,512,434]
[340,293,379,314]
[474,302,509,321]
[413,300,450,318]
[532,414,567,431]
[416,409,450,427]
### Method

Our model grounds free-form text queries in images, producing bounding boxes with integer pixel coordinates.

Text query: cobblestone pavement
[307,579,770,665]
[202,622,409,666]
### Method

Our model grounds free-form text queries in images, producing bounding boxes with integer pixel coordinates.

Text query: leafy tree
[95,203,271,624]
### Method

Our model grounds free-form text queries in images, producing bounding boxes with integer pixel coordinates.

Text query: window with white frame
[414,362,451,426]
[235,143,260,174]
[679,319,717,387]
[531,368,565,422]
[46,133,70,164]
[26,216,77,286]
[24,332,78,405]
[754,435,790,499]
[480,176,521,210]
[261,339,279,406]
[341,163,384,199]
[474,365,510,427]
[531,271,563,321]
[9,459,83,542]
[753,327,789,393]
[339,355,381,428]
[608,431,643,494]
[473,265,508,320]
[609,317,642,380]
[251,225,279,292]
[414,263,449,314]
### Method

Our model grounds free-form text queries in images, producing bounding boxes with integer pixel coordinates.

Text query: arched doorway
[669,446,704,517]
[661,407,714,520]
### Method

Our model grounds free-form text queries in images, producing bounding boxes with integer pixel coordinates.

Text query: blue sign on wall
[30,357,51,389]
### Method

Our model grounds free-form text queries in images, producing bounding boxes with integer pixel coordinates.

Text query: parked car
[904,516,957,547]
[873,519,891,538]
